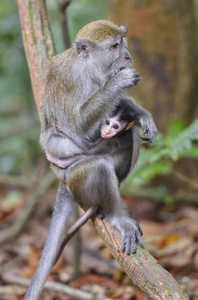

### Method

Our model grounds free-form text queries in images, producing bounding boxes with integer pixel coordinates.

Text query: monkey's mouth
[114,66,126,75]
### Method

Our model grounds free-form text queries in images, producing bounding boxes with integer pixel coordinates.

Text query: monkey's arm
[73,68,140,135]
[55,120,105,154]
[122,97,158,143]
[55,120,100,151]
[46,151,86,168]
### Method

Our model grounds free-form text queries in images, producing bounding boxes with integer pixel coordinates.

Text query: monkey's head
[75,20,133,79]
[100,116,134,139]
[100,99,136,139]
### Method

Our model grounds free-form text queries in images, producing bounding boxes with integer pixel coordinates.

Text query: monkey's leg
[66,157,143,255]
[24,183,75,300]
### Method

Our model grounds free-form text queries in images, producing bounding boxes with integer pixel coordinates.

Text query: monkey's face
[94,36,133,79]
[101,116,128,139]
[75,21,133,81]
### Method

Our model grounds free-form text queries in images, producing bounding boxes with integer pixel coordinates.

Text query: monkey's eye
[113,125,119,130]
[112,42,119,49]
[81,45,86,51]
[105,120,110,125]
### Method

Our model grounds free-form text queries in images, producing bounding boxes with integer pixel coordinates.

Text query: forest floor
[0,187,198,300]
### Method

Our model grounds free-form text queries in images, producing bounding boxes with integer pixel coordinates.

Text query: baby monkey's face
[100,116,132,139]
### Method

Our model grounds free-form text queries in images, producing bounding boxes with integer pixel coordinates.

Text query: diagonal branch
[16,0,189,299]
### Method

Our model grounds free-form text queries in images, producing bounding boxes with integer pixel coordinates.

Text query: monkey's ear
[75,39,90,56]
[120,25,127,36]
[125,121,134,130]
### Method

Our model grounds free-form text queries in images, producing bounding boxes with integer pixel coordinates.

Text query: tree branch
[17,0,56,118]
[2,273,111,300]
[57,0,72,49]
[16,0,189,299]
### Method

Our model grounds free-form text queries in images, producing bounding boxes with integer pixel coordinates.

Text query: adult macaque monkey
[24,20,157,299]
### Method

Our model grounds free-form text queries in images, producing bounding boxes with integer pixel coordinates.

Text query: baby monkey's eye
[113,125,119,130]
[105,120,110,125]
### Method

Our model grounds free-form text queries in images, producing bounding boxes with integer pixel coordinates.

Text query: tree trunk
[169,0,198,123]
[17,0,189,299]
[17,0,56,118]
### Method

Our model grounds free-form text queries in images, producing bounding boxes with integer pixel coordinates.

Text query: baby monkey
[100,99,135,139]
[46,99,136,168]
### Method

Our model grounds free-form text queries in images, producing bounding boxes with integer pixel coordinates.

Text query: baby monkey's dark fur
[111,98,136,122]
[24,20,157,300]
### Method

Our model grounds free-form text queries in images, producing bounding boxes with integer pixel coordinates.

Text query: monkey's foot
[111,216,143,255]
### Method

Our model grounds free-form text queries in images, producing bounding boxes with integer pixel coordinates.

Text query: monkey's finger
[151,133,157,143]
[121,233,131,254]
[140,135,150,142]
[137,223,143,236]
[132,78,140,87]
[60,164,67,169]
[141,133,156,143]
[46,153,52,160]
[121,234,127,253]
[125,237,132,255]
[55,120,62,130]
[134,221,143,236]
[132,71,140,78]
[142,126,149,135]
[136,232,144,248]
[130,235,137,254]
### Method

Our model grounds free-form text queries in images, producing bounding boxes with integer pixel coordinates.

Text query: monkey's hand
[115,68,140,89]
[45,151,67,168]
[139,114,158,143]
[55,120,70,136]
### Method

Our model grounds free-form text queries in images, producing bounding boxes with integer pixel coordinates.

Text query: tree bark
[17,0,56,119]
[169,0,198,123]
[17,0,189,299]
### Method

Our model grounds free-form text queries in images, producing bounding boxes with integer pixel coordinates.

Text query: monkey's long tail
[24,186,75,300]
[55,206,98,263]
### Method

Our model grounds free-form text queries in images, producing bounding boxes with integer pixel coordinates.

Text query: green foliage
[0,1,32,102]
[0,1,39,174]
[125,118,198,188]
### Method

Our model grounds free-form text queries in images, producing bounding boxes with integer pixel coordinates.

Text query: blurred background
[0,0,198,299]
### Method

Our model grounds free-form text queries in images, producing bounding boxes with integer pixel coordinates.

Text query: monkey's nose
[103,129,111,136]
[104,130,110,134]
